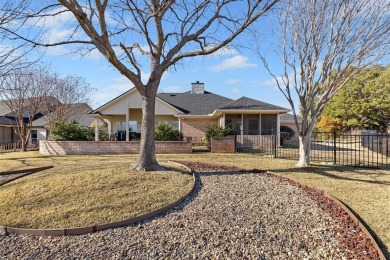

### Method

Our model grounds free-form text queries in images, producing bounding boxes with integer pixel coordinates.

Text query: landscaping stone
[0,163,380,259]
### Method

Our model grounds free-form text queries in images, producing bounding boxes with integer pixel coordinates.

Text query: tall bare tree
[0,66,52,151]
[4,0,280,171]
[257,0,390,166]
[42,74,93,132]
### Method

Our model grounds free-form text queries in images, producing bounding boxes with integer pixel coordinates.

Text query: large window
[116,121,138,132]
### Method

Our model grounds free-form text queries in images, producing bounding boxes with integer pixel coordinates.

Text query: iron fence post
[333,131,337,165]
[274,129,277,158]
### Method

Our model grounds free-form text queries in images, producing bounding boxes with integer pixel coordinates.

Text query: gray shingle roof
[220,97,288,111]
[0,100,12,116]
[280,113,302,121]
[157,91,234,115]
[0,116,17,125]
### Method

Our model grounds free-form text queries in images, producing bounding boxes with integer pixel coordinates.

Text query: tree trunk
[132,92,165,171]
[20,127,28,152]
[296,133,312,167]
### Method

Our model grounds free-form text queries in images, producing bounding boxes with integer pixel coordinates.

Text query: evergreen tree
[323,65,390,131]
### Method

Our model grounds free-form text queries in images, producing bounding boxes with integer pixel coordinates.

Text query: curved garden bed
[0,163,194,234]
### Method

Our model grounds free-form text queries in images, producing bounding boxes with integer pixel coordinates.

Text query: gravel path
[0,167,366,259]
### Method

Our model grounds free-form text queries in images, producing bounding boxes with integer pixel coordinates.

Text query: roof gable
[91,88,183,115]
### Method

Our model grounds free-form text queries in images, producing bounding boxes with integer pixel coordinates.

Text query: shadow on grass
[273,165,390,186]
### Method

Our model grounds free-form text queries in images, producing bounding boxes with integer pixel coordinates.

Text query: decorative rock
[0,162,381,259]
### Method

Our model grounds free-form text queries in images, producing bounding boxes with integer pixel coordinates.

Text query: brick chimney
[191,81,204,94]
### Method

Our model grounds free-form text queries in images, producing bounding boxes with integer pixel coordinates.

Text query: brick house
[89,82,294,144]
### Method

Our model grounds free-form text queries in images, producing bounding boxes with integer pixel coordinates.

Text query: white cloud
[231,88,240,94]
[225,79,242,85]
[209,55,257,71]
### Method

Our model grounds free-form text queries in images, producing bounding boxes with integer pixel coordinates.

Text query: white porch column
[126,109,130,141]
[222,114,226,128]
[107,117,112,139]
[277,113,281,146]
[178,117,181,132]
[95,119,99,141]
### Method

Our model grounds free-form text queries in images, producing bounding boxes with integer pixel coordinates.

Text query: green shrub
[204,123,231,147]
[51,121,94,141]
[155,122,183,141]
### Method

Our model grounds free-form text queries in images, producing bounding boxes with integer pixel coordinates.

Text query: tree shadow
[273,165,390,186]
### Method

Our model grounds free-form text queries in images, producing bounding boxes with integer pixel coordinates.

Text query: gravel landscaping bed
[0,162,380,259]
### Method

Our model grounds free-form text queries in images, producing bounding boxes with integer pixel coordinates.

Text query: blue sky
[17,2,291,111]
[40,42,289,111]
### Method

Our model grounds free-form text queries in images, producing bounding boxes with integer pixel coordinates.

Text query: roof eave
[211,109,290,116]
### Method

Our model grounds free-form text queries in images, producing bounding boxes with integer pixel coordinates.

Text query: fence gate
[235,131,389,169]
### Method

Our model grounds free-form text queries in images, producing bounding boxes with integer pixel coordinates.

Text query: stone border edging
[0,166,54,187]
[170,160,385,260]
[0,164,196,237]
[272,172,386,260]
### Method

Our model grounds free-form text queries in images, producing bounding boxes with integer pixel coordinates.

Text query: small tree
[257,0,390,166]
[316,116,347,134]
[204,123,231,148]
[0,66,52,151]
[155,122,183,141]
[42,74,93,132]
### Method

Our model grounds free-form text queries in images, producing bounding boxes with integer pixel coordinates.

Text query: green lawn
[0,151,388,255]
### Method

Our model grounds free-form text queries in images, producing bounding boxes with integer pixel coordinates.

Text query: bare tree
[42,74,93,132]
[257,0,390,166]
[0,66,52,151]
[0,0,36,76]
[4,0,280,171]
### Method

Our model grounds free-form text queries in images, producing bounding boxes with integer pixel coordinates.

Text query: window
[116,121,138,132]
[129,121,137,132]
[31,130,38,144]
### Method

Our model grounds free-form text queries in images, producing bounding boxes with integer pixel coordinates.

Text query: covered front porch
[92,108,179,141]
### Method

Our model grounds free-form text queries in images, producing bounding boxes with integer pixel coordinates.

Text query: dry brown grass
[0,151,388,255]
[0,152,193,228]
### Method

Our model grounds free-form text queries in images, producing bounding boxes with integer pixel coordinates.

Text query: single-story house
[0,99,94,145]
[89,81,293,144]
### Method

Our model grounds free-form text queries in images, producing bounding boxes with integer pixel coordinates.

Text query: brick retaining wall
[40,138,192,155]
[211,136,235,153]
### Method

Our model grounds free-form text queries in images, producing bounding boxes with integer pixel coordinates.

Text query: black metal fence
[234,130,389,169]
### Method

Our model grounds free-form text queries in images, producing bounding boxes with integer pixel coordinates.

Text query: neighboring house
[0,99,93,145]
[89,82,291,144]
